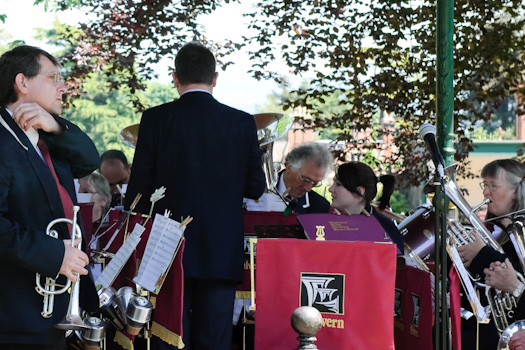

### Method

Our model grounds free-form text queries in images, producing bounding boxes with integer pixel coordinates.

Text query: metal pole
[436,0,454,349]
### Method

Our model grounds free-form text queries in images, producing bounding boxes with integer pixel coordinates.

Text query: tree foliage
[25,0,525,187]
[243,0,525,187]
[53,0,240,111]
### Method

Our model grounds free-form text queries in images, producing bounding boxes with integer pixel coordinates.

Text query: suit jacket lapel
[0,107,65,219]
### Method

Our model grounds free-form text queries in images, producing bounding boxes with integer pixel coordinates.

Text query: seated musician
[99,150,131,207]
[457,159,525,350]
[244,142,332,214]
[328,161,404,253]
[78,172,111,226]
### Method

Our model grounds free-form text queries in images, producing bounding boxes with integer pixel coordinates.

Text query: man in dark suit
[125,42,265,350]
[0,45,99,349]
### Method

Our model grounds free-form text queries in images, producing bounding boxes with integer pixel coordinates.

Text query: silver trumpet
[35,205,89,330]
[35,206,83,319]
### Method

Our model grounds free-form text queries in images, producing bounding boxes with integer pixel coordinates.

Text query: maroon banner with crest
[238,211,303,295]
[394,265,433,350]
[254,239,396,349]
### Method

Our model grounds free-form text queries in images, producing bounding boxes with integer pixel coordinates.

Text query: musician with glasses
[457,159,525,350]
[0,45,99,349]
[244,142,332,214]
[78,172,111,225]
[328,161,404,253]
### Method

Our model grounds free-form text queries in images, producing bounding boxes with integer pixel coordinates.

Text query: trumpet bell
[119,124,140,148]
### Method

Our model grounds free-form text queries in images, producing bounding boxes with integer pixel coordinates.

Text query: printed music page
[95,223,145,289]
[134,213,185,293]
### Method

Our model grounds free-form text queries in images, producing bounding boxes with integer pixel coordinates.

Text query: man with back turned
[125,42,265,350]
[0,45,99,349]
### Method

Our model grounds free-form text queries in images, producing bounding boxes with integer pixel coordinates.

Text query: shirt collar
[181,89,212,96]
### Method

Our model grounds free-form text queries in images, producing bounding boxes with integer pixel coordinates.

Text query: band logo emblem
[300,273,344,315]
[315,225,326,241]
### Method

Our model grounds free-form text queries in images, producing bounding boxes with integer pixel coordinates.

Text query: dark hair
[175,42,216,85]
[0,45,60,106]
[100,150,129,168]
[336,161,395,211]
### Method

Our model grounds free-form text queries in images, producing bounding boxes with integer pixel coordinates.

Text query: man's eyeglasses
[298,171,322,187]
[479,182,502,191]
[39,71,64,85]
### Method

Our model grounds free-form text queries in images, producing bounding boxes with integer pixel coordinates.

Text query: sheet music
[95,223,145,289]
[447,243,488,321]
[136,213,166,279]
[134,214,185,293]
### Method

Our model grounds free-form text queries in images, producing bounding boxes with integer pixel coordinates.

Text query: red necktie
[37,138,74,224]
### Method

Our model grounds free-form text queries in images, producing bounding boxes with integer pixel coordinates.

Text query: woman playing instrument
[457,159,525,350]
[328,161,404,253]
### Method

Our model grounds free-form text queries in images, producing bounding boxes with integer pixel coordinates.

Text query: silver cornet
[35,206,89,330]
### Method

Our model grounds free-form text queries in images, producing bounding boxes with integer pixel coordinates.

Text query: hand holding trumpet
[60,239,89,282]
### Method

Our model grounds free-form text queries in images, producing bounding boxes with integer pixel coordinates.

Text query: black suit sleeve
[125,108,160,213]
[41,116,100,179]
[243,116,265,200]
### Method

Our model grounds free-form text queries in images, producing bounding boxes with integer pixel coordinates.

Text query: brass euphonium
[443,165,504,253]
[443,165,525,338]
[495,215,525,349]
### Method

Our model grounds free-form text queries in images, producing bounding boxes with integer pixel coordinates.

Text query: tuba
[253,113,293,191]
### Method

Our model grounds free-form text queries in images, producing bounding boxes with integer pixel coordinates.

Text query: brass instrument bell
[253,113,293,191]
[119,124,140,148]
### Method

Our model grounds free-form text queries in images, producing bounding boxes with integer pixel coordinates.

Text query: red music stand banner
[254,239,396,349]
[394,265,433,350]
[238,211,303,297]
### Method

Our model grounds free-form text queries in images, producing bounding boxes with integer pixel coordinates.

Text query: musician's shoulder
[143,101,176,116]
